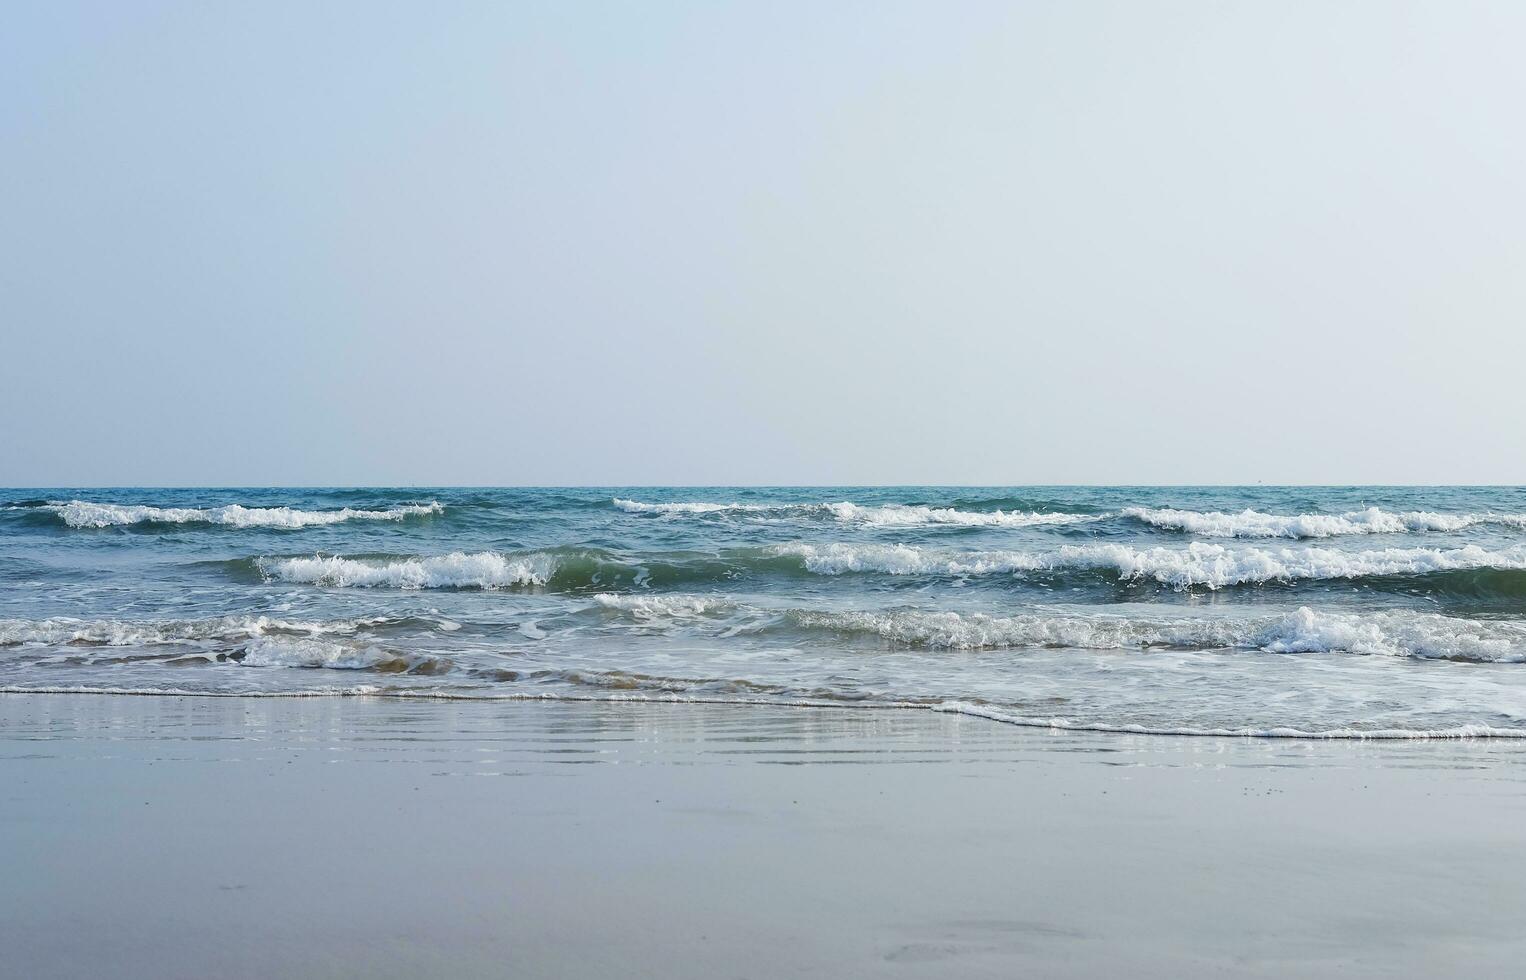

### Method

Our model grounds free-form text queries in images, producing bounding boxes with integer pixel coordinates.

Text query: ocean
[5,486,1526,738]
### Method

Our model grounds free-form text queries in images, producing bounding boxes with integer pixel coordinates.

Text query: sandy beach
[4,694,1524,979]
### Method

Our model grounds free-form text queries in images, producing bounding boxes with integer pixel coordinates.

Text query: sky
[3,0,1524,486]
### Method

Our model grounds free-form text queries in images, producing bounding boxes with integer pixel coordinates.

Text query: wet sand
[3,694,1525,979]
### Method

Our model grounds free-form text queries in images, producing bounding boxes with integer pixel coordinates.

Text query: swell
[28,500,443,529]
[242,541,1526,596]
[772,541,1526,594]
[249,547,810,592]
[612,497,1526,538]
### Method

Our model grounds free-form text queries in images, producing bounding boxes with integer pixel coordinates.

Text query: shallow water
[6,486,1526,737]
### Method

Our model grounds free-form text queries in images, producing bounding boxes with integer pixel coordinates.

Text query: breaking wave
[1123,506,1526,539]
[820,502,1098,528]
[613,498,777,515]
[237,637,442,672]
[613,497,1095,527]
[779,606,1526,662]
[248,540,1526,594]
[590,593,734,619]
[0,615,391,647]
[259,552,559,589]
[40,500,443,529]
[772,541,1526,591]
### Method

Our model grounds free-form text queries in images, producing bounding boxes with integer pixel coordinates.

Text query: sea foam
[784,606,1526,661]
[614,497,1094,527]
[260,552,556,589]
[1123,506,1526,538]
[237,637,437,672]
[821,502,1097,528]
[772,541,1526,589]
[0,615,381,647]
[45,500,443,529]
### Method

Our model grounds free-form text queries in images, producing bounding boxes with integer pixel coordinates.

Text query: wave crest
[259,552,557,589]
[1123,506,1526,539]
[771,541,1526,590]
[614,497,1094,528]
[43,500,443,529]
[783,606,1526,661]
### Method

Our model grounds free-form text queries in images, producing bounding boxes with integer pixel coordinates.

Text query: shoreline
[5,694,1526,978]
[4,687,1525,741]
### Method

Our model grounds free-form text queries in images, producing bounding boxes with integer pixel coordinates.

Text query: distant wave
[613,497,1096,528]
[39,500,443,529]
[1123,506,1526,539]
[820,502,1098,528]
[772,541,1526,590]
[613,498,777,515]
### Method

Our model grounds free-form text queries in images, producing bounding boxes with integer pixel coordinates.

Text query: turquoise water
[6,487,1526,737]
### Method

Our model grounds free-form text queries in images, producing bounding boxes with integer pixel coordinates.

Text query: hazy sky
[3,1,1523,486]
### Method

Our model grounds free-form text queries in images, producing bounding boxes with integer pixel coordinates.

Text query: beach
[5,694,1524,979]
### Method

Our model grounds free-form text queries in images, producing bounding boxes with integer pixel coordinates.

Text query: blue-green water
[7,487,1526,737]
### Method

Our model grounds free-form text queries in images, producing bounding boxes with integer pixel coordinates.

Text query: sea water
[6,486,1526,737]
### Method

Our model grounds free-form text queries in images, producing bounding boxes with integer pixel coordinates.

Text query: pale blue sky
[3,1,1523,485]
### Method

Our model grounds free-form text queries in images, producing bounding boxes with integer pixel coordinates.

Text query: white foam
[591,594,731,618]
[822,502,1098,528]
[1123,506,1526,539]
[46,500,443,529]
[238,637,432,671]
[0,615,376,647]
[614,497,1095,527]
[260,552,555,589]
[786,606,1526,661]
[772,542,1066,577]
[772,541,1526,589]
[613,498,774,515]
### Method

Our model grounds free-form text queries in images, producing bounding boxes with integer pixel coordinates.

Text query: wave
[821,502,1098,528]
[613,497,1095,528]
[250,546,809,592]
[249,540,1526,594]
[237,637,443,672]
[772,541,1526,590]
[779,606,1526,662]
[40,500,443,529]
[591,593,734,618]
[1123,506,1526,539]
